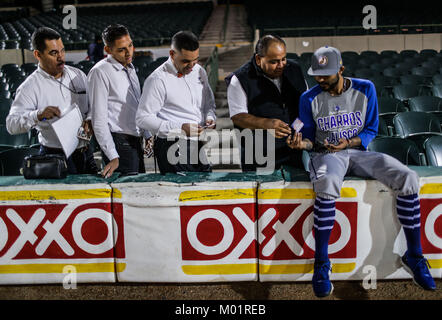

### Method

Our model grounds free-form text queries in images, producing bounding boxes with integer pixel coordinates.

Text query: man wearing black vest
[226,35,307,171]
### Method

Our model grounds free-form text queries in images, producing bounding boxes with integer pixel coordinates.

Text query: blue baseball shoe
[312,260,333,298]
[401,251,436,290]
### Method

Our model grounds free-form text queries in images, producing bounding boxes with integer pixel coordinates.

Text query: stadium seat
[423,135,442,166]
[409,96,442,124]
[421,61,439,70]
[0,147,40,176]
[371,76,398,97]
[400,74,432,86]
[286,52,299,60]
[0,125,30,148]
[377,117,390,137]
[411,67,437,77]
[0,98,12,110]
[21,63,37,75]
[354,69,379,79]
[420,49,438,58]
[378,97,408,130]
[432,74,442,85]
[383,67,407,78]
[393,111,441,151]
[0,90,11,100]
[367,136,423,166]
[305,76,317,89]
[432,85,442,98]
[393,84,431,102]
[400,50,419,58]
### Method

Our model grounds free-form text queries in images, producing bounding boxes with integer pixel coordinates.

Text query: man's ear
[104,45,111,55]
[169,49,176,60]
[339,66,345,75]
[255,54,261,67]
[33,50,41,61]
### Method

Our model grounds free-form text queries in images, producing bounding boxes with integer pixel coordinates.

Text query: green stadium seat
[420,49,437,58]
[0,125,30,148]
[0,90,11,100]
[432,85,442,98]
[411,67,437,77]
[0,147,40,176]
[400,50,419,58]
[367,136,424,166]
[378,97,408,130]
[400,74,432,86]
[423,135,442,166]
[393,111,441,152]
[383,67,407,78]
[432,75,442,85]
[354,68,379,79]
[393,84,431,102]
[409,96,442,124]
[377,117,390,137]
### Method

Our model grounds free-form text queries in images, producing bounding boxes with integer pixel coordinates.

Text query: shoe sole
[315,283,334,298]
[401,257,436,291]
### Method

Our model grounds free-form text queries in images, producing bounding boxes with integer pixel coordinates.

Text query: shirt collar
[165,56,184,78]
[107,55,134,71]
[37,64,65,80]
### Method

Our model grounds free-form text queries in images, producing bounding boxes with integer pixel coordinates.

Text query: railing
[203,46,219,93]
[260,24,442,37]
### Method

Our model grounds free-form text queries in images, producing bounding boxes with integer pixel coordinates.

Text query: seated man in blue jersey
[287,46,436,297]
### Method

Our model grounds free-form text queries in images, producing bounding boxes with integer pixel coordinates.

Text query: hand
[287,132,313,150]
[102,158,119,178]
[324,138,349,152]
[182,123,203,137]
[266,119,292,139]
[37,106,61,121]
[204,119,216,130]
[144,136,154,158]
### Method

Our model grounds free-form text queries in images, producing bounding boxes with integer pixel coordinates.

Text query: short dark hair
[171,31,199,52]
[255,35,286,57]
[102,24,130,47]
[31,27,61,52]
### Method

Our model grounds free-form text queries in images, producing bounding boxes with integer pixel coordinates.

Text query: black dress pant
[154,137,212,174]
[101,133,145,175]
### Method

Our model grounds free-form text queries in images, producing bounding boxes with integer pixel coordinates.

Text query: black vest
[226,56,307,171]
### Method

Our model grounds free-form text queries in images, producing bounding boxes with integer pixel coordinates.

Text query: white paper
[51,104,83,158]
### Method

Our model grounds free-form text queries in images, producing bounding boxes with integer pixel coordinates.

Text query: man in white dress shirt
[88,24,149,178]
[6,27,97,174]
[136,31,216,174]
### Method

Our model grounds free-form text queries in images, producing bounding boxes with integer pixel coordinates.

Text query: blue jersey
[299,78,378,149]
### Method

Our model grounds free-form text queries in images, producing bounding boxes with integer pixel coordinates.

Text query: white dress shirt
[136,57,216,139]
[6,65,89,148]
[227,74,283,118]
[87,55,146,161]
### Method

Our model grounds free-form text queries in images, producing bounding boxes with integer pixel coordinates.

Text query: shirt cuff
[31,110,39,124]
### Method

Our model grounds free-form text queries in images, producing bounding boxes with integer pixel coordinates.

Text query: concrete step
[215,117,234,130]
[215,107,229,118]
[215,91,227,99]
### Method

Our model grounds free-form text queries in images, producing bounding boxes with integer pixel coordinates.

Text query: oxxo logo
[419,198,442,254]
[259,202,357,260]
[0,203,125,260]
[180,203,257,261]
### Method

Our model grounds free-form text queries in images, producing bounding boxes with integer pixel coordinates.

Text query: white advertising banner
[113,180,259,283]
[0,183,117,285]
[258,177,442,282]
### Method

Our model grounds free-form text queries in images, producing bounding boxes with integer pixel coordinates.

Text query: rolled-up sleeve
[88,68,119,160]
[136,75,184,137]
[227,75,248,118]
[6,85,39,135]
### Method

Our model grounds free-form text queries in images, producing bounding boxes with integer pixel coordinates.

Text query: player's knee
[313,174,342,200]
[396,169,420,195]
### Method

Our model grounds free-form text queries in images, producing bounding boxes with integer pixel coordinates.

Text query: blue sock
[313,197,336,262]
[397,194,423,257]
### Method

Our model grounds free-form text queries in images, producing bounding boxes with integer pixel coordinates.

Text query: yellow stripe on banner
[259,262,356,274]
[0,263,126,274]
[259,188,357,200]
[179,189,255,202]
[0,189,112,201]
[428,259,442,269]
[112,188,122,199]
[182,264,257,275]
[420,184,442,195]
